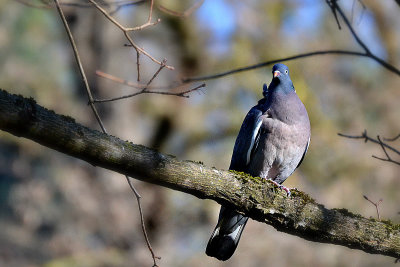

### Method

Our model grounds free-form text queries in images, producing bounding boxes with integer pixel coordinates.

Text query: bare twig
[326,0,342,29]
[363,195,383,220]
[183,50,368,82]
[384,134,400,142]
[94,69,205,103]
[53,0,106,132]
[327,0,371,54]
[125,176,160,267]
[99,83,205,102]
[95,70,206,99]
[88,0,174,70]
[338,130,400,155]
[96,70,175,89]
[144,59,167,91]
[53,1,160,265]
[137,51,141,81]
[96,70,152,89]
[158,0,204,18]
[93,60,166,103]
[183,1,400,83]
[338,130,400,166]
[371,135,400,165]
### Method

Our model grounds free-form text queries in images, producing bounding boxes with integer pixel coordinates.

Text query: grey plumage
[206,63,310,261]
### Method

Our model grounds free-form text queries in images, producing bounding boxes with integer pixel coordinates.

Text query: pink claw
[266,178,292,197]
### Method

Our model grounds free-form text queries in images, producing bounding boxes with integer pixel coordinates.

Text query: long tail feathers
[206,206,249,261]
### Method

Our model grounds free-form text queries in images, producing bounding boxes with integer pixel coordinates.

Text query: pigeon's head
[272,63,290,79]
[270,63,295,93]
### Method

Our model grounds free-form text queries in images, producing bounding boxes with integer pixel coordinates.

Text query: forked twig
[53,0,106,132]
[338,130,400,166]
[326,0,341,29]
[363,195,383,220]
[88,0,174,70]
[93,60,166,103]
[94,67,205,103]
[371,135,399,165]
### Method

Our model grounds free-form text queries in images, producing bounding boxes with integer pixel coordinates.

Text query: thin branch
[371,135,400,165]
[92,89,195,102]
[95,70,206,100]
[94,78,205,103]
[88,0,174,70]
[125,176,160,267]
[143,59,167,92]
[93,60,166,103]
[96,70,175,89]
[183,50,368,82]
[376,135,391,159]
[326,0,342,29]
[363,195,383,220]
[137,51,140,81]
[158,0,204,18]
[183,1,400,83]
[338,130,400,155]
[327,0,371,54]
[53,0,106,133]
[338,131,400,166]
[96,70,145,88]
[384,134,400,142]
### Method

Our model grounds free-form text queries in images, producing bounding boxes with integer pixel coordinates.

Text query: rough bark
[0,89,399,259]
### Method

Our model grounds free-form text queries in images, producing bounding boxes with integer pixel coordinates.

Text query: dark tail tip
[206,235,237,261]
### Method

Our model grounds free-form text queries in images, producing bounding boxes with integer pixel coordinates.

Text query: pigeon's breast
[248,116,310,183]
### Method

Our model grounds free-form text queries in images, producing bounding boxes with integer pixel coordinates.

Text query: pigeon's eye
[285,70,288,74]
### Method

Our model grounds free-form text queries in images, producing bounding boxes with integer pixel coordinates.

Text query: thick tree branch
[0,89,399,259]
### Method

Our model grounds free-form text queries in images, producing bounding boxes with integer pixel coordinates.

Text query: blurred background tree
[0,0,399,266]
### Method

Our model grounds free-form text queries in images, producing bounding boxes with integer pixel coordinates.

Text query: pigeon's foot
[266,179,294,197]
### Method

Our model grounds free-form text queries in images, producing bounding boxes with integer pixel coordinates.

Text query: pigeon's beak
[273,70,281,78]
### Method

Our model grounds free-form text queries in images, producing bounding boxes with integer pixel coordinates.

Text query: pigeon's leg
[266,179,294,197]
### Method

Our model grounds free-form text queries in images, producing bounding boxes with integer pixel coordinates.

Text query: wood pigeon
[206,63,311,261]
